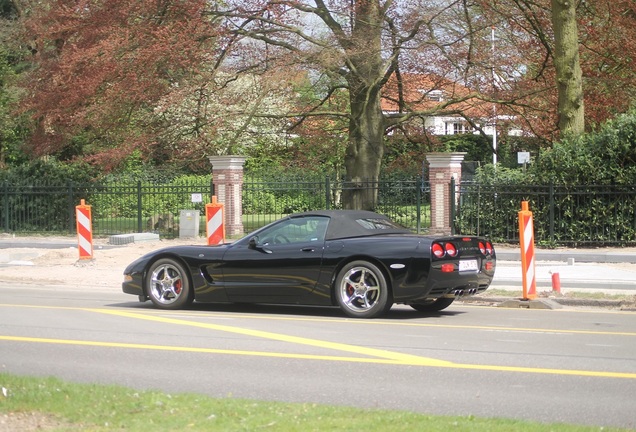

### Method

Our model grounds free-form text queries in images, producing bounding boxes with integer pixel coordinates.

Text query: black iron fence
[2,178,635,246]
[1,177,431,238]
[453,181,636,246]
[1,180,215,237]
[242,177,429,233]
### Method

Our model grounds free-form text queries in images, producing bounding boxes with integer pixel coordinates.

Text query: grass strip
[0,373,626,431]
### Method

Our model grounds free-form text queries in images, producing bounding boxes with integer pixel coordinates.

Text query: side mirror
[248,236,272,253]
[248,236,259,249]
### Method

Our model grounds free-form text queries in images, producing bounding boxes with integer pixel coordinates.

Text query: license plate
[459,260,478,272]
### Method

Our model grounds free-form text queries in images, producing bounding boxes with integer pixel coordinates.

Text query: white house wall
[385,111,525,137]
[423,115,524,136]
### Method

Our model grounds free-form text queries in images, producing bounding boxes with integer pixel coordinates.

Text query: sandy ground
[0,236,202,289]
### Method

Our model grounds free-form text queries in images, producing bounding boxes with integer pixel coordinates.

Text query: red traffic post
[205,196,225,245]
[518,201,537,299]
[551,272,561,294]
[75,199,93,260]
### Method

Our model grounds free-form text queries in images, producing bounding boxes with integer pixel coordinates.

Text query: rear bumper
[424,260,495,298]
[391,259,495,302]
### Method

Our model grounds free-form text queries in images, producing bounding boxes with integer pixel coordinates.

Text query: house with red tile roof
[381,72,522,137]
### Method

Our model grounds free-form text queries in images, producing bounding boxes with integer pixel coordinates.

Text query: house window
[427,90,443,101]
[445,121,470,135]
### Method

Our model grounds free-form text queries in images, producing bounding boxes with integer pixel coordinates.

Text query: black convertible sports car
[123,210,496,318]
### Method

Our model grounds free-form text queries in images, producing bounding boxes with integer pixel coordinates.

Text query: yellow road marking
[1,304,635,379]
[0,335,408,364]
[2,334,635,379]
[2,303,634,337]
[178,311,636,337]
[93,308,452,365]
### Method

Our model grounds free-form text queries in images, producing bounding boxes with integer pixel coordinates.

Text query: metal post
[491,26,498,168]
[450,177,456,235]
[137,181,143,233]
[549,182,555,243]
[2,181,9,232]
[67,181,75,234]
[416,177,421,234]
[210,165,215,197]
[476,183,481,236]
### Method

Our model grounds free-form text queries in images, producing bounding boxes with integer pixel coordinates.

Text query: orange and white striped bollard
[518,201,536,299]
[205,196,225,245]
[76,199,93,260]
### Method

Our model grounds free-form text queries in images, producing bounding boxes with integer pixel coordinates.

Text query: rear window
[355,218,404,230]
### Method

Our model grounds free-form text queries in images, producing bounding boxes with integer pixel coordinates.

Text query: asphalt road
[1,283,635,429]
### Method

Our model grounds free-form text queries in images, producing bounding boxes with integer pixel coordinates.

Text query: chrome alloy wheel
[335,261,391,318]
[150,264,183,304]
[148,260,187,307]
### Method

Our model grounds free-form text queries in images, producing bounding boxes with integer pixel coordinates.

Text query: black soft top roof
[288,210,412,240]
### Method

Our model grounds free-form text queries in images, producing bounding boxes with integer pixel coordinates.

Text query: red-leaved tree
[19,0,223,170]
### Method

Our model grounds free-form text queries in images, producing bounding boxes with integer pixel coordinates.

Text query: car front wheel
[409,297,455,312]
[335,261,392,318]
[146,258,193,309]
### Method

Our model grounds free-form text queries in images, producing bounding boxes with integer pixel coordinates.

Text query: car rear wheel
[146,258,193,309]
[335,261,392,318]
[409,297,455,312]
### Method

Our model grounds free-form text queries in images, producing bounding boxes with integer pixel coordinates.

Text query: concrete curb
[497,298,563,309]
[490,279,636,292]
[495,249,636,264]
[458,295,636,310]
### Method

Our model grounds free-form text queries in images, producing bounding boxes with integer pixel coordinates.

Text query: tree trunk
[343,81,385,210]
[342,0,385,211]
[551,0,585,135]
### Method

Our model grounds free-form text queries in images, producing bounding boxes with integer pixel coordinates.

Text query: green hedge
[457,109,636,245]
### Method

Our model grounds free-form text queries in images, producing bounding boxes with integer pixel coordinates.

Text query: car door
[219,216,329,302]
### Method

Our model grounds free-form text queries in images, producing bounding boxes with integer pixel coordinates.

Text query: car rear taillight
[486,241,494,255]
[479,241,495,256]
[432,241,459,258]
[432,243,445,258]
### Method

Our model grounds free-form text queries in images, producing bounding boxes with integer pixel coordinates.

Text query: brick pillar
[208,156,246,236]
[425,152,466,235]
